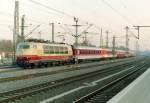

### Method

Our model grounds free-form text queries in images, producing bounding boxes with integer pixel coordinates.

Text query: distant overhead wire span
[120,0,127,9]
[28,0,93,25]
[28,0,113,32]
[101,0,134,25]
[29,0,74,18]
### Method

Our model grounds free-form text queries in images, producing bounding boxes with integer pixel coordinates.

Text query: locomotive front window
[19,44,30,49]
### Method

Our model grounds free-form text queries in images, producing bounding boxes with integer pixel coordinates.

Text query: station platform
[107,68,150,103]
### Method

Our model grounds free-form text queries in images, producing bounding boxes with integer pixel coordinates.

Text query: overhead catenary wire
[129,30,139,39]
[29,0,74,18]
[119,0,142,25]
[28,0,99,26]
[0,9,46,26]
[3,0,136,49]
[27,0,113,40]
[101,0,134,25]
[120,0,127,9]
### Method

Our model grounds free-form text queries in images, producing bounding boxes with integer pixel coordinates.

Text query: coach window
[84,50,86,54]
[82,50,84,54]
[80,50,82,54]
[87,50,89,54]
[90,50,92,54]
[83,50,85,54]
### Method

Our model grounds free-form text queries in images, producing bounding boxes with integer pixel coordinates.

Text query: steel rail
[0,60,139,103]
[0,58,138,83]
[73,61,149,103]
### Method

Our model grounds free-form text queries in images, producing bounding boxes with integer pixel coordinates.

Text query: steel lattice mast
[13,1,19,61]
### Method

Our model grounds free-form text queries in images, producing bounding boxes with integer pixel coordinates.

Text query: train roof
[73,46,113,51]
[25,38,69,45]
[18,42,71,47]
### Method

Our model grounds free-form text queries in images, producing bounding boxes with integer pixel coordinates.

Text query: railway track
[0,65,18,69]
[0,58,138,83]
[0,58,145,103]
[73,60,150,103]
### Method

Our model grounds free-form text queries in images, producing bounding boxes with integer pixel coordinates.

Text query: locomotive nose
[16,49,23,56]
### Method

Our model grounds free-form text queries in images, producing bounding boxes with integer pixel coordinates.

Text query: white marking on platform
[107,67,150,103]
[39,66,135,103]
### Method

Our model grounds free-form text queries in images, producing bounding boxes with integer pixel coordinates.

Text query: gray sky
[0,0,150,51]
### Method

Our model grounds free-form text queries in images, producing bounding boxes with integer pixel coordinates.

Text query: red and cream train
[16,40,134,68]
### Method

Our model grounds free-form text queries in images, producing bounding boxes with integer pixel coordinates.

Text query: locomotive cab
[16,42,38,56]
[16,42,39,67]
[16,41,74,68]
[16,42,30,55]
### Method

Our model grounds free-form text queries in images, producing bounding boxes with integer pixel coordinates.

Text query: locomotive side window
[43,45,49,54]
[43,45,68,54]
[32,44,37,48]
[55,46,59,54]
[63,47,66,54]
[49,46,54,54]
[60,47,64,54]
[64,47,68,54]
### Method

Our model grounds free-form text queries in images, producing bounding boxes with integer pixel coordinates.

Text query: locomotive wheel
[48,62,52,66]
[37,62,42,68]
[57,61,62,66]
[23,64,29,69]
[44,63,48,67]
[30,63,35,69]
[62,62,65,65]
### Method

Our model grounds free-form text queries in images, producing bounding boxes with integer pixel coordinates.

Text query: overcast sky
[0,0,150,51]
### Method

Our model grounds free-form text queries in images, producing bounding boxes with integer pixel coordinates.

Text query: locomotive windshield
[20,45,30,49]
[18,43,30,49]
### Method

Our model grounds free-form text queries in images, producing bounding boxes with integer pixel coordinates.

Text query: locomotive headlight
[26,57,31,60]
